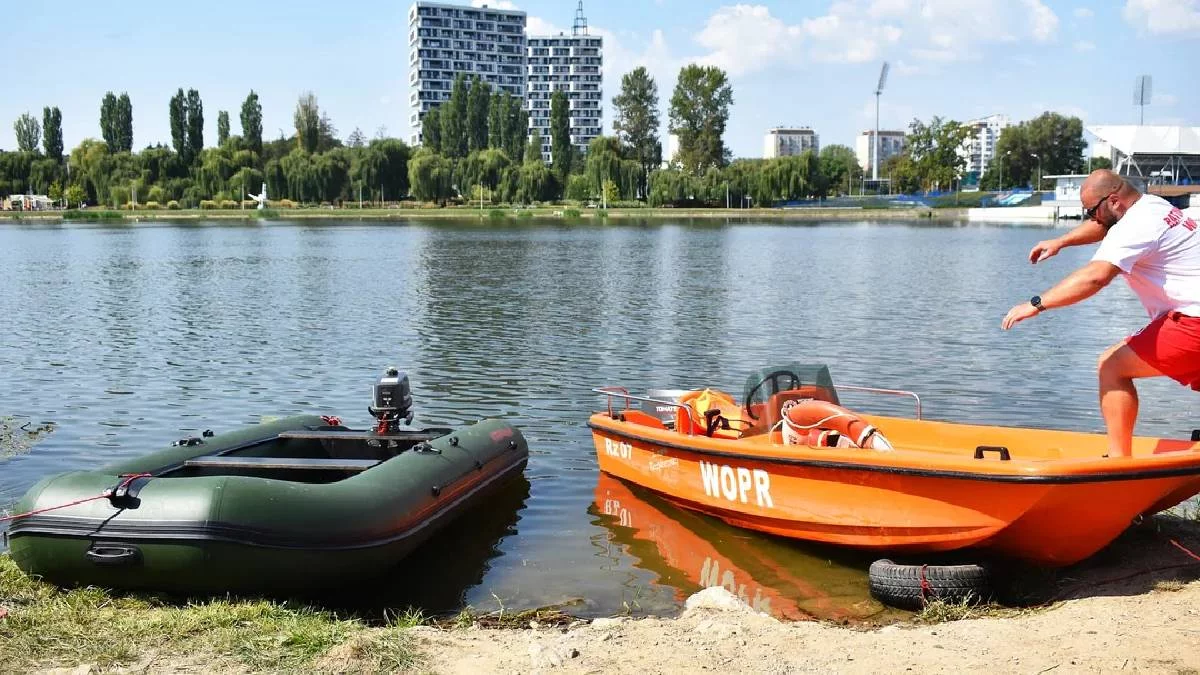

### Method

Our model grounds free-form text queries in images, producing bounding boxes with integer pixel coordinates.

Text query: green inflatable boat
[5,369,529,595]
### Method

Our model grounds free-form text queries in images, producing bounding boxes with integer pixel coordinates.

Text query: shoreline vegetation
[2,513,1198,672]
[0,206,972,223]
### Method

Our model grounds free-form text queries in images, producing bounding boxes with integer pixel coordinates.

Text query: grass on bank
[0,555,422,672]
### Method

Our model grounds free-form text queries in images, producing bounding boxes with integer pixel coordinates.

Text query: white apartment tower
[959,114,1010,179]
[408,2,528,146]
[855,130,906,172]
[527,2,603,163]
[763,127,819,159]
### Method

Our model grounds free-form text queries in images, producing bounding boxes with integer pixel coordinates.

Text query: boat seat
[183,456,380,472]
[277,429,447,442]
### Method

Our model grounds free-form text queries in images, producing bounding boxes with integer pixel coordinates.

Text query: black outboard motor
[368,367,414,434]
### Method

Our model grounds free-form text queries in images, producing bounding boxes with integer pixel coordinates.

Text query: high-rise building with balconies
[408,1,527,146]
[526,2,603,163]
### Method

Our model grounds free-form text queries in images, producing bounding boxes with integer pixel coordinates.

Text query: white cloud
[471,0,517,8]
[1074,7,1094,18]
[686,1,1058,75]
[694,5,804,76]
[1074,40,1096,51]
[1123,0,1200,34]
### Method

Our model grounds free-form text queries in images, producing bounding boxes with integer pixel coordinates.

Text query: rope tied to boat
[321,415,342,427]
[918,564,934,602]
[0,473,152,523]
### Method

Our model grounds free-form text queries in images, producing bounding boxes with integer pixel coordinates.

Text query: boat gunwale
[5,454,529,550]
[588,416,1200,485]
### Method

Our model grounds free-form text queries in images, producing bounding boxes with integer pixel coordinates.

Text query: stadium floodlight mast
[1134,75,1152,126]
[873,62,890,182]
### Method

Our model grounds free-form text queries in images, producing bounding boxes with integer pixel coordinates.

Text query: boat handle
[85,543,143,566]
[974,446,1011,461]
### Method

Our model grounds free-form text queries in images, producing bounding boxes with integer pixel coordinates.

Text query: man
[1001,169,1200,457]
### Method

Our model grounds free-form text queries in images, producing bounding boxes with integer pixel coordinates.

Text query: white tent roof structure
[1086,126,1200,156]
[1085,125,1200,186]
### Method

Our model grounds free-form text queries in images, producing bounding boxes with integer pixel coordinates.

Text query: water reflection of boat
[314,475,530,617]
[592,473,891,622]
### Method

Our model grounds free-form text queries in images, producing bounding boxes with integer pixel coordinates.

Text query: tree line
[1,69,1099,210]
[0,88,413,209]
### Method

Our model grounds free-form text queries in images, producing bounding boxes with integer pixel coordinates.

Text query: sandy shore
[377,515,1200,675]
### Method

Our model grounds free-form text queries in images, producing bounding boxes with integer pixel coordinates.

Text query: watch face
[1031,295,1043,308]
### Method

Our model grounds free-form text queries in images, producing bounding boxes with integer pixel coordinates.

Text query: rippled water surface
[2,219,1197,619]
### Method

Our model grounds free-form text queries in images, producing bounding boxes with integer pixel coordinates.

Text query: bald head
[1080,169,1141,226]
[1081,169,1139,205]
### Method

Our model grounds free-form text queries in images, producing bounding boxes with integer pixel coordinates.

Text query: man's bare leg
[1097,342,1165,457]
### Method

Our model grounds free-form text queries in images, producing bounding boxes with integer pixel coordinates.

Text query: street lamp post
[1031,153,1041,192]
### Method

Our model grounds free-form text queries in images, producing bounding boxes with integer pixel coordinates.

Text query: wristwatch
[1030,295,1046,312]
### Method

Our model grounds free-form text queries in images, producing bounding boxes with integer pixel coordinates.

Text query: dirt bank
[401,515,1200,674]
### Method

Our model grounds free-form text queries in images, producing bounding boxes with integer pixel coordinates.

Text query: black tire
[868,558,991,610]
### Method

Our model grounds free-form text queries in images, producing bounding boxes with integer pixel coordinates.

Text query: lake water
[2,218,1197,621]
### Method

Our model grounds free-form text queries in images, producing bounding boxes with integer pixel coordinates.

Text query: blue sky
[3,0,1198,158]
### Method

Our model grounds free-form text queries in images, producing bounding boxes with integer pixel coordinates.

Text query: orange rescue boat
[589,364,1200,567]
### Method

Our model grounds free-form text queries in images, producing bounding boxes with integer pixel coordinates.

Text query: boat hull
[7,415,529,594]
[589,413,1200,567]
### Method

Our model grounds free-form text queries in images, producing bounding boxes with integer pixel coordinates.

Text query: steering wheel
[743,370,802,421]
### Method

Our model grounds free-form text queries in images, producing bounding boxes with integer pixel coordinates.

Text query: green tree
[467,77,490,152]
[504,94,528,161]
[217,111,230,146]
[100,92,118,149]
[421,107,441,154]
[1090,156,1113,171]
[115,93,133,152]
[169,89,188,161]
[905,116,971,191]
[488,91,503,149]
[240,90,263,156]
[408,148,453,204]
[669,64,734,175]
[550,90,573,180]
[42,107,63,161]
[14,113,40,153]
[186,89,204,159]
[64,184,85,208]
[613,66,661,198]
[525,130,544,164]
[440,76,469,159]
[347,127,366,148]
[294,92,321,153]
[817,144,861,197]
[1025,111,1087,181]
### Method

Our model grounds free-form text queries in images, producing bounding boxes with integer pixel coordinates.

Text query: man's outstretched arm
[1002,261,1121,330]
[1029,220,1109,263]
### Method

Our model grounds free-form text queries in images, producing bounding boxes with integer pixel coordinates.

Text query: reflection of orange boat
[594,473,888,622]
[589,364,1200,567]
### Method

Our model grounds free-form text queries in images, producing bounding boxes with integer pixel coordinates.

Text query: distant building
[959,114,1010,184]
[1085,125,1200,204]
[662,133,680,168]
[855,130,906,172]
[2,195,54,211]
[408,1,528,146]
[527,24,603,162]
[764,127,819,159]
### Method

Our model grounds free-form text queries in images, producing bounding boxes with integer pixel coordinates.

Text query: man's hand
[1029,238,1063,264]
[1002,302,1040,330]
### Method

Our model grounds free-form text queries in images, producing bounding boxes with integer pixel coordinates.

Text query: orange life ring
[782,399,893,450]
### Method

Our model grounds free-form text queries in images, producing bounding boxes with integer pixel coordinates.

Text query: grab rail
[837,384,922,420]
[593,387,698,434]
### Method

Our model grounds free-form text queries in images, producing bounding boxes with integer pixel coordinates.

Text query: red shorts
[1127,311,1200,391]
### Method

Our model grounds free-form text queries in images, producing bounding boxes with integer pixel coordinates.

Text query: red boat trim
[588,421,1200,485]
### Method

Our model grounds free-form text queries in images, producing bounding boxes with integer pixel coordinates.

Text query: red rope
[918,564,933,601]
[0,473,152,523]
[1170,538,1200,562]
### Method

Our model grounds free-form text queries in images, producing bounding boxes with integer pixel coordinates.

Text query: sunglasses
[1084,189,1117,222]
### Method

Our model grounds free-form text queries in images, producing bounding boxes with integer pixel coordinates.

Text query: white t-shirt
[1092,194,1200,319]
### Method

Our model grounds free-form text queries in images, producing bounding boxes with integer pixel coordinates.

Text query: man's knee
[1098,343,1160,382]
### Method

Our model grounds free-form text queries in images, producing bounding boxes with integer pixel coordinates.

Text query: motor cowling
[369,367,414,430]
